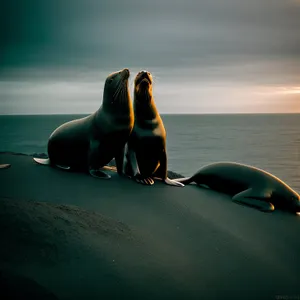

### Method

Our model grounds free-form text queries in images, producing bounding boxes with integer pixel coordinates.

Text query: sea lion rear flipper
[34,157,72,170]
[165,177,184,187]
[172,177,194,185]
[232,188,275,212]
[33,157,50,165]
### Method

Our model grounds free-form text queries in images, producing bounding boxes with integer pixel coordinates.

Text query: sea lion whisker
[119,82,126,98]
[115,84,125,104]
[113,84,123,101]
[151,74,158,84]
[113,82,123,99]
[118,87,124,104]
[115,80,126,99]
[113,84,120,99]
[119,84,126,103]
[122,87,128,104]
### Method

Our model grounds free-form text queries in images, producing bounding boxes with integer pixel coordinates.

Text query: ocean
[1,114,300,191]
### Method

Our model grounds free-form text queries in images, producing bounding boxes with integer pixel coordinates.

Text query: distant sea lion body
[34,69,134,179]
[175,162,300,214]
[125,71,183,187]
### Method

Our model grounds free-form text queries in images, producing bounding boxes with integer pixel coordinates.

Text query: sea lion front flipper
[124,145,153,184]
[88,140,111,179]
[134,174,154,185]
[55,164,71,170]
[232,188,275,212]
[155,150,184,187]
[101,165,117,172]
[89,169,111,179]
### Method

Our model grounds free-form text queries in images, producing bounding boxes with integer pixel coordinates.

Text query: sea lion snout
[136,71,152,86]
[288,192,300,212]
[140,78,150,86]
[294,197,300,212]
[121,68,130,79]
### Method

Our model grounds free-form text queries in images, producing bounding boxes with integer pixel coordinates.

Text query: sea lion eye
[108,78,113,84]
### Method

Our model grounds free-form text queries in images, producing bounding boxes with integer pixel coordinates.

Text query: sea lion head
[277,183,300,214]
[134,70,153,103]
[289,191,300,215]
[103,68,131,108]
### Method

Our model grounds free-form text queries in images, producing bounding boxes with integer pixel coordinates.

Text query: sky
[1,0,300,114]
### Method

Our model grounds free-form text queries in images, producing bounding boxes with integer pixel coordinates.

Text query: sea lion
[174,162,300,214]
[124,70,183,187]
[33,68,134,179]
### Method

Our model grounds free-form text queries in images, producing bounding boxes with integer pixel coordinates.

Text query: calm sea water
[1,114,300,190]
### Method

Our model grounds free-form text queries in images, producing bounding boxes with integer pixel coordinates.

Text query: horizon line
[1,112,300,116]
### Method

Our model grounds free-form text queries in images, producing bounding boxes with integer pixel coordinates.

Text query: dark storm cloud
[1,0,300,72]
[1,0,300,114]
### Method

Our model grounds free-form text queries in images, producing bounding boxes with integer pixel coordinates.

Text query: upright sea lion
[124,71,183,187]
[34,68,134,179]
[174,162,300,214]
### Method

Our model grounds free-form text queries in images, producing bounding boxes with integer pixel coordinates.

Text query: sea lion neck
[101,83,133,116]
[134,93,158,122]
